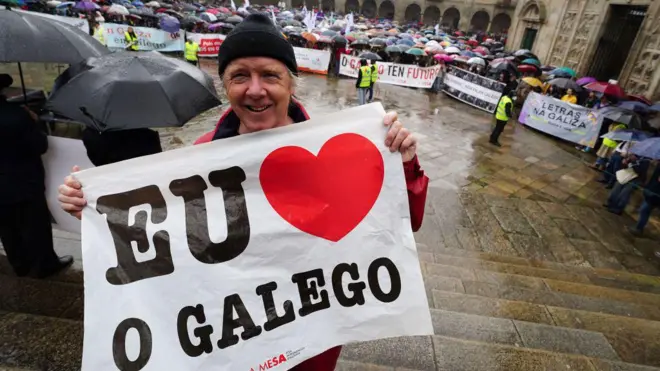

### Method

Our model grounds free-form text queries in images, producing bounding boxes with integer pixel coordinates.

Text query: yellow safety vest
[94,27,105,46]
[359,66,371,88]
[602,123,627,148]
[495,95,513,121]
[125,32,139,51]
[185,41,199,62]
[370,63,378,83]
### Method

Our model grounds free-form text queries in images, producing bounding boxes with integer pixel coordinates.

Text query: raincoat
[195,100,429,371]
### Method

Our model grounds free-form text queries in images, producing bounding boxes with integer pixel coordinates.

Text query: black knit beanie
[217,13,298,76]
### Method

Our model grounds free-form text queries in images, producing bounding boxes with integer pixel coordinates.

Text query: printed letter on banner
[77,103,433,371]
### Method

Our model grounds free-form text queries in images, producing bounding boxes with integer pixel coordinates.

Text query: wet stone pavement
[1,60,660,370]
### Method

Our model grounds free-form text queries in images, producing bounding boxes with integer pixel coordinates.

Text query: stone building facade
[507,0,660,99]
[272,0,516,30]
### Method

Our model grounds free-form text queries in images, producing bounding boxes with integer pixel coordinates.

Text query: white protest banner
[77,103,433,371]
[103,23,184,52]
[339,54,440,89]
[293,47,331,75]
[185,32,226,58]
[442,67,505,113]
[17,9,89,33]
[519,92,603,147]
[43,137,95,234]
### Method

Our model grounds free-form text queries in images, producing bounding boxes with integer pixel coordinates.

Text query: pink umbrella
[434,54,453,62]
[206,8,219,14]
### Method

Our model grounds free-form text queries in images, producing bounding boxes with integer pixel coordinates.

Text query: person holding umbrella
[57,14,429,370]
[125,26,139,51]
[184,37,200,66]
[368,59,378,103]
[355,58,371,105]
[0,74,73,278]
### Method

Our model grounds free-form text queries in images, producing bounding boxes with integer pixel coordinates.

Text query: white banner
[185,32,226,58]
[519,92,603,147]
[293,47,331,75]
[77,104,432,371]
[339,55,440,89]
[102,23,184,52]
[17,9,89,33]
[442,67,505,113]
[43,137,94,234]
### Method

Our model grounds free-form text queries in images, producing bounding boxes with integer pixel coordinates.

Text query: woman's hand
[58,166,86,220]
[384,111,417,162]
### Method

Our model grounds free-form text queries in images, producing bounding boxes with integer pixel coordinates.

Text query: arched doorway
[378,0,394,20]
[490,13,511,34]
[423,5,440,25]
[513,1,544,52]
[362,0,376,18]
[442,7,460,29]
[345,0,359,13]
[470,10,490,31]
[321,0,334,12]
[404,3,421,23]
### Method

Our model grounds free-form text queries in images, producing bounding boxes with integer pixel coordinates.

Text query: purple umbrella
[75,1,99,11]
[208,22,224,30]
[576,76,597,86]
[159,14,180,32]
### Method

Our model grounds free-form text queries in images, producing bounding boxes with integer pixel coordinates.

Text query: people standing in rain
[627,164,660,236]
[58,14,429,371]
[355,58,371,105]
[603,154,649,215]
[489,90,514,147]
[0,74,73,278]
[592,121,627,171]
[124,26,139,51]
[561,88,578,104]
[92,22,105,46]
[368,60,378,103]
[584,91,599,108]
[545,85,561,99]
[184,38,200,66]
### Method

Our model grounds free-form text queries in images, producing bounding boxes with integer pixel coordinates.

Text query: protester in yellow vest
[355,59,371,105]
[124,27,139,51]
[93,23,105,46]
[561,88,578,104]
[184,39,200,66]
[368,61,378,103]
[592,122,627,170]
[489,90,514,147]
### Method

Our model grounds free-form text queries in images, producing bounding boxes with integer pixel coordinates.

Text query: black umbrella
[598,107,643,130]
[226,15,243,24]
[332,35,347,45]
[47,51,221,132]
[358,52,381,61]
[369,38,387,47]
[181,15,204,27]
[1,7,109,101]
[548,78,581,92]
[489,61,517,75]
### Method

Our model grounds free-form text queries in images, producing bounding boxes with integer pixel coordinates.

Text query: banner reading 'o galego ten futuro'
[76,104,433,371]
[339,55,440,88]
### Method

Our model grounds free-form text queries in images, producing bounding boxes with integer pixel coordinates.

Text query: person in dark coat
[0,74,73,278]
[628,164,660,236]
[82,128,162,166]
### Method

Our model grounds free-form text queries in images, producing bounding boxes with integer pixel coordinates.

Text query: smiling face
[567,88,574,96]
[223,57,294,134]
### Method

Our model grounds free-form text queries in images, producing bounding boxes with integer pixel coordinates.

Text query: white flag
[434,24,439,36]
[245,0,250,7]
[302,4,307,14]
[230,0,236,10]
[345,12,353,35]
[271,8,277,25]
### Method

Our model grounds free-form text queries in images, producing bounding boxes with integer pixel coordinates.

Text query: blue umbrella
[601,129,651,142]
[56,1,74,8]
[618,101,650,114]
[132,0,144,6]
[549,68,573,78]
[397,39,415,46]
[159,14,180,32]
[631,137,660,160]
[461,50,477,58]
[650,103,660,112]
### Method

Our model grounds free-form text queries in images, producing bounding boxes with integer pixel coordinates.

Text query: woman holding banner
[57,13,429,371]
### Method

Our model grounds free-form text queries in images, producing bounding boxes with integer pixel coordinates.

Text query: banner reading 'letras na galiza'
[519,92,603,147]
[339,54,440,88]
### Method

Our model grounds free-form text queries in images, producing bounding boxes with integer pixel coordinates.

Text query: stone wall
[508,0,660,100]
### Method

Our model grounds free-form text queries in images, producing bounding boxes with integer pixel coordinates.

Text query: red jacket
[195,101,429,370]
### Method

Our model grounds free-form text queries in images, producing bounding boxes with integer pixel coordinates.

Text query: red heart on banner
[259,133,384,242]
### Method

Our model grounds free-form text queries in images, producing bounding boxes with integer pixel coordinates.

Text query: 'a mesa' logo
[249,354,288,371]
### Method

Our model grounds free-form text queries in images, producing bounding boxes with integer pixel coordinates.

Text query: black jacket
[82,128,162,166]
[0,96,48,204]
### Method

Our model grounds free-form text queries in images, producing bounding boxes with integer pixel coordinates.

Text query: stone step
[421,259,660,315]
[339,335,660,371]
[420,247,660,295]
[0,312,82,371]
[431,289,660,367]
